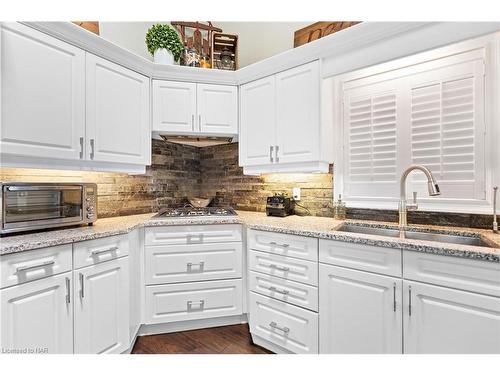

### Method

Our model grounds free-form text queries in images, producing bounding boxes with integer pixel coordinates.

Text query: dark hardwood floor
[131,324,273,354]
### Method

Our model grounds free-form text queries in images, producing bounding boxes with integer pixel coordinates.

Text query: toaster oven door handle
[7,185,82,191]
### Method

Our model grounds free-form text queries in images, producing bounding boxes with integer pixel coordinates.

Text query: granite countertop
[1,211,499,263]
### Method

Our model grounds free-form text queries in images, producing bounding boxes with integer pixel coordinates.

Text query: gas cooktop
[154,206,237,218]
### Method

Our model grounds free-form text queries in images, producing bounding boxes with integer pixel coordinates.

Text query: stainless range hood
[158,134,234,148]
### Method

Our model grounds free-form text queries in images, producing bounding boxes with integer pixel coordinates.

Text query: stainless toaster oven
[1,183,97,235]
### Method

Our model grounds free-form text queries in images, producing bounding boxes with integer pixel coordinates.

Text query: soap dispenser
[334,194,346,220]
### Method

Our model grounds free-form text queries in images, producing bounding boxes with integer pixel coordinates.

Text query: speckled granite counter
[1,211,499,263]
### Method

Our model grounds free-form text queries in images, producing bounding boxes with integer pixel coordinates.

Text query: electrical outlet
[292,187,301,201]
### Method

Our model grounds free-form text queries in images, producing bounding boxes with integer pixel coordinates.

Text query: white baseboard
[138,314,248,336]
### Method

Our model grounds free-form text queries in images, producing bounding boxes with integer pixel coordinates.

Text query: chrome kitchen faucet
[399,165,441,239]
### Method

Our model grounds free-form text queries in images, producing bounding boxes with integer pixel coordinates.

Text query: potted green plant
[145,24,184,64]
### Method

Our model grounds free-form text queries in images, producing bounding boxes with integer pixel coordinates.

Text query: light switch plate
[292,187,301,201]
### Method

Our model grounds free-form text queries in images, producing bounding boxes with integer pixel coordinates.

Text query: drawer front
[145,225,242,246]
[248,229,318,261]
[319,239,402,277]
[145,242,242,285]
[404,251,500,297]
[73,234,129,269]
[249,292,318,354]
[249,250,318,286]
[145,279,243,324]
[249,271,318,311]
[1,245,72,289]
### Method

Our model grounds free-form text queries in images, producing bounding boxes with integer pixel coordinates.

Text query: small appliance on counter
[266,194,294,217]
[0,182,97,235]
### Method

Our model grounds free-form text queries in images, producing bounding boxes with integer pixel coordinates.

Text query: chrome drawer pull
[187,300,205,310]
[65,277,71,304]
[393,282,397,312]
[267,286,290,295]
[16,260,55,273]
[268,264,290,272]
[269,321,290,334]
[91,246,119,256]
[79,273,85,299]
[270,146,274,162]
[408,285,412,316]
[269,241,290,248]
[187,261,205,272]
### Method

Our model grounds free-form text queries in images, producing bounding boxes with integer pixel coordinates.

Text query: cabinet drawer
[404,251,500,297]
[145,225,242,246]
[145,242,242,285]
[73,234,129,269]
[249,292,318,354]
[249,271,318,311]
[248,229,318,261]
[1,244,72,289]
[319,239,402,277]
[249,250,318,286]
[145,279,243,324]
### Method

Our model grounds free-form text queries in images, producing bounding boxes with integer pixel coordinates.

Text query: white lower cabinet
[73,257,130,354]
[319,264,402,354]
[0,272,73,354]
[249,292,318,354]
[403,280,500,354]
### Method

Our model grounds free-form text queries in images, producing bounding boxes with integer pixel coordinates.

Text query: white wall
[98,22,310,67]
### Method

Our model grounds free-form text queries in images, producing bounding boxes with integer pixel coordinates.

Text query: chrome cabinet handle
[79,273,85,299]
[90,139,95,160]
[408,285,412,316]
[198,114,201,131]
[393,282,397,312]
[91,246,118,256]
[187,300,204,310]
[268,264,290,272]
[269,321,290,334]
[275,145,279,163]
[270,146,274,162]
[16,260,55,273]
[191,114,195,131]
[187,261,205,272]
[269,241,290,248]
[65,277,71,304]
[267,286,290,295]
[79,137,84,159]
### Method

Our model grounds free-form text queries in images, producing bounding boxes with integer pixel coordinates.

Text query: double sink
[337,223,497,248]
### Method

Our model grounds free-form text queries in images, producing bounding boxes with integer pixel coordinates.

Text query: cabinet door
[403,280,500,354]
[86,53,150,165]
[239,75,276,166]
[197,84,238,134]
[319,264,402,354]
[0,272,73,354]
[74,257,130,354]
[275,61,320,164]
[152,80,196,133]
[0,22,85,160]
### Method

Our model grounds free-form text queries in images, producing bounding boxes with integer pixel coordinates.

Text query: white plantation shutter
[409,60,485,199]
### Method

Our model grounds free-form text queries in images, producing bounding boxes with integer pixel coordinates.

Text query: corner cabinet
[153,80,238,136]
[239,61,332,174]
[0,22,151,173]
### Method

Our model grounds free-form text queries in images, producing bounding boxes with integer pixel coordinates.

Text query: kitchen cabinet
[0,22,85,161]
[403,280,500,354]
[73,257,130,354]
[86,54,150,165]
[0,272,74,354]
[239,61,332,174]
[319,264,402,354]
[152,80,237,136]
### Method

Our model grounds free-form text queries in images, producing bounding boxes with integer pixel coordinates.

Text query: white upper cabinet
[403,280,500,354]
[152,80,196,133]
[152,80,238,136]
[0,22,85,161]
[0,272,74,354]
[239,61,332,174]
[275,62,320,164]
[86,54,150,165]
[197,84,238,134]
[239,75,276,166]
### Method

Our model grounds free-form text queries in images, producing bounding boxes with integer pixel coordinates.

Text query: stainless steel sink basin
[337,223,496,248]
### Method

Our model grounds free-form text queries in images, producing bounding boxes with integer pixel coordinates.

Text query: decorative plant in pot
[146,24,184,64]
